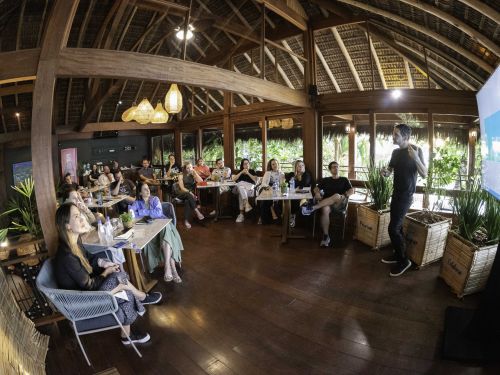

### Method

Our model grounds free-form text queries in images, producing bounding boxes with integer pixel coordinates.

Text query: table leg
[214,186,220,221]
[124,249,158,293]
[281,200,291,244]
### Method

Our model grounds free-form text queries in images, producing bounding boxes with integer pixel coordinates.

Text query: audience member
[111,169,136,213]
[88,164,100,185]
[173,162,204,228]
[164,154,181,177]
[98,165,115,186]
[259,158,285,224]
[194,158,211,180]
[286,160,313,228]
[232,158,258,223]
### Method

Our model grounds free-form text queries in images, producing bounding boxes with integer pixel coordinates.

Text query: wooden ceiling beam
[0,49,39,84]
[369,38,387,89]
[398,0,499,57]
[255,0,308,31]
[264,46,294,89]
[281,40,304,74]
[57,48,308,107]
[80,121,177,132]
[0,130,30,144]
[332,27,364,91]
[336,0,494,73]
[0,84,33,97]
[133,0,189,14]
[315,44,341,93]
[404,60,414,89]
[457,0,500,25]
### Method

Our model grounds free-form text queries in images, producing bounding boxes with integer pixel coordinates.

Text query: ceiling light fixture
[175,24,194,40]
[391,89,402,100]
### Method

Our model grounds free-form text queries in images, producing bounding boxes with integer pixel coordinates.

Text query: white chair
[36,258,142,366]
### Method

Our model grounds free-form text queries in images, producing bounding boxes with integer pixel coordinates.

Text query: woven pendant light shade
[164,84,183,114]
[134,98,154,124]
[151,101,169,124]
[268,119,280,129]
[121,102,137,122]
[281,118,294,129]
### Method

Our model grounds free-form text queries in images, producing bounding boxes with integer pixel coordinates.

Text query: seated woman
[286,160,313,228]
[63,187,103,225]
[258,159,285,224]
[130,183,184,283]
[232,158,258,223]
[88,164,101,185]
[173,162,205,228]
[54,203,162,346]
[194,158,211,180]
[164,154,182,177]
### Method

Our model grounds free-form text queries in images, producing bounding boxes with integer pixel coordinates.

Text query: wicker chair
[36,258,142,366]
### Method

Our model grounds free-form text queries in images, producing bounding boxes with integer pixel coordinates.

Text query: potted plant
[119,212,134,229]
[355,164,392,250]
[403,157,451,268]
[440,179,499,297]
[280,180,288,194]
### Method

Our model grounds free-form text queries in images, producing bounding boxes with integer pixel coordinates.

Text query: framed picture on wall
[12,161,33,186]
[60,148,78,183]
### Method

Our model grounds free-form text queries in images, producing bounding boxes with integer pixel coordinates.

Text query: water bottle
[97,219,105,244]
[272,181,278,197]
[289,177,295,192]
[96,191,103,206]
[105,216,114,244]
[128,208,135,220]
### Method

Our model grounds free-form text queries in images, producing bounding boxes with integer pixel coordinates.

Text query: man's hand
[380,167,391,177]
[408,145,419,160]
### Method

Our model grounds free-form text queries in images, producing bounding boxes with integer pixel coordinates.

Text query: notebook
[114,229,134,240]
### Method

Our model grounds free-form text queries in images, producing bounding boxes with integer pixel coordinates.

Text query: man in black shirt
[111,170,136,213]
[381,123,427,277]
[302,161,354,247]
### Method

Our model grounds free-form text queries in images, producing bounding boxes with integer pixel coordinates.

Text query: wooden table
[196,180,236,221]
[86,195,127,216]
[256,188,313,244]
[82,218,171,292]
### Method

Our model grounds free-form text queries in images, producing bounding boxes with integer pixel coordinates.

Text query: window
[322,115,349,177]
[202,128,223,167]
[151,133,174,172]
[266,116,303,173]
[181,132,197,165]
[234,121,263,171]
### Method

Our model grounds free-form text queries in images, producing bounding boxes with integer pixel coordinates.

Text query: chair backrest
[162,201,177,227]
[36,258,117,322]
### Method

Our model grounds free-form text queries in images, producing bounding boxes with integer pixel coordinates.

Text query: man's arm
[409,146,427,178]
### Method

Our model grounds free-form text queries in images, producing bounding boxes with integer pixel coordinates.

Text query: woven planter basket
[355,204,391,250]
[404,211,451,268]
[440,231,498,298]
[15,234,39,266]
[0,248,10,261]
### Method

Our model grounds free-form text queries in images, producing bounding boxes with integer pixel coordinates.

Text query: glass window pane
[181,133,196,165]
[151,136,162,166]
[162,133,174,165]
[234,122,263,171]
[202,128,223,168]
[266,116,303,173]
[322,115,349,177]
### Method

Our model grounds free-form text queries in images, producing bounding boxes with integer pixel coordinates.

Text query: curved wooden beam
[398,0,499,57]
[336,0,494,73]
[457,0,500,25]
[56,48,309,107]
[31,0,79,254]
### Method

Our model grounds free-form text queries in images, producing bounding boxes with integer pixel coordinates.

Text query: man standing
[381,124,427,277]
[301,161,354,247]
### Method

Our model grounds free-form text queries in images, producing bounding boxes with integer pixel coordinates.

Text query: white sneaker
[235,214,245,223]
[244,202,253,213]
[289,214,296,228]
[257,217,262,225]
[320,235,331,247]
[209,210,216,216]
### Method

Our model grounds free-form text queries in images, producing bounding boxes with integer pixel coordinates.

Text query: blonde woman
[259,158,285,224]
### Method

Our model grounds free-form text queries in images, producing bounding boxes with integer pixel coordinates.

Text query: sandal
[164,274,173,282]
[173,275,182,283]
[184,220,192,229]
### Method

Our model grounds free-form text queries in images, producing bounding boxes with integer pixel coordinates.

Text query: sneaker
[257,217,262,225]
[301,203,315,216]
[320,235,331,247]
[289,214,296,228]
[209,210,216,216]
[141,292,162,305]
[121,332,151,345]
[236,214,245,223]
[389,259,412,277]
[381,254,398,264]
[244,202,253,213]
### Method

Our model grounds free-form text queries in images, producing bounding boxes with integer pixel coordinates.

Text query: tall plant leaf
[365,163,393,211]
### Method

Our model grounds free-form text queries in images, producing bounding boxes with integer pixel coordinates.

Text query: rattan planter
[355,204,391,250]
[404,211,451,268]
[440,231,498,298]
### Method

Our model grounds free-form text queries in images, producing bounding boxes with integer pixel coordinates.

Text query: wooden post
[425,110,434,208]
[260,3,266,80]
[261,116,267,171]
[367,22,375,91]
[196,128,203,159]
[303,108,318,181]
[349,120,356,179]
[424,47,431,89]
[369,110,376,165]
[31,0,79,255]
[181,0,193,61]
[468,126,476,178]
[222,92,234,170]
[174,128,182,164]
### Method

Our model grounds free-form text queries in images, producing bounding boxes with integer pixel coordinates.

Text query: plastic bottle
[128,208,135,220]
[272,181,278,197]
[104,216,114,244]
[289,177,295,192]
[96,191,103,206]
[97,219,105,244]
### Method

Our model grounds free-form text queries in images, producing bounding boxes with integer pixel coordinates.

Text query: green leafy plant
[365,163,393,211]
[483,191,500,244]
[0,228,7,243]
[119,212,133,223]
[0,177,42,239]
[452,177,484,242]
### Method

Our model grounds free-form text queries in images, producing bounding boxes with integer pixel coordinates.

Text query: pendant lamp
[121,102,137,122]
[164,84,183,114]
[281,118,294,129]
[134,98,154,124]
[151,101,169,123]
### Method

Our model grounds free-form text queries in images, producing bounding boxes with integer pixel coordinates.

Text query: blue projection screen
[477,66,500,200]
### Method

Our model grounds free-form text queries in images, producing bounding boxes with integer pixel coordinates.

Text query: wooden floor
[44,219,500,374]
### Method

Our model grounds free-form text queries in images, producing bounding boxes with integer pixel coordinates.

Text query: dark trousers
[177,192,197,221]
[388,193,413,264]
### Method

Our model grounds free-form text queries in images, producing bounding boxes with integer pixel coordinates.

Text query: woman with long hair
[287,160,313,227]
[174,162,205,228]
[259,158,285,224]
[54,203,162,345]
[130,183,184,283]
[232,158,258,223]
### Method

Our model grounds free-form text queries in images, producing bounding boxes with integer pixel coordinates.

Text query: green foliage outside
[322,134,348,175]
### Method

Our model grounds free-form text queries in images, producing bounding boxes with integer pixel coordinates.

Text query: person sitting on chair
[286,160,313,228]
[111,169,136,213]
[54,203,162,346]
[301,161,354,247]
[88,164,100,185]
[194,158,211,180]
[138,157,159,195]
[173,162,205,229]
[97,165,115,187]
[63,187,102,226]
[164,154,181,177]
[130,183,184,283]
[258,158,285,224]
[232,158,258,223]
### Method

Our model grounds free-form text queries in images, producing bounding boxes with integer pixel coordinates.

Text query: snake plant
[365,163,393,211]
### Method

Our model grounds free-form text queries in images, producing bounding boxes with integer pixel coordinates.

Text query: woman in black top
[286,160,313,228]
[54,203,161,345]
[165,154,182,177]
[89,164,100,185]
[232,158,258,223]
[174,162,204,228]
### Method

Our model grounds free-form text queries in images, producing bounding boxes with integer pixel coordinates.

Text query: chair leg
[72,323,92,366]
[312,211,316,239]
[117,319,142,359]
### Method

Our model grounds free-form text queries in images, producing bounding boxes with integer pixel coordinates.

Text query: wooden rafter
[281,40,304,74]
[0,84,33,97]
[0,49,39,84]
[404,60,414,89]
[315,44,341,93]
[335,0,494,73]
[264,46,294,89]
[369,38,386,89]
[186,87,216,112]
[457,0,500,25]
[332,27,363,91]
[255,0,308,31]
[397,0,499,57]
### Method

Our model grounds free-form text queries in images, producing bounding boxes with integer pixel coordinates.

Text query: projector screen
[477,66,500,200]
